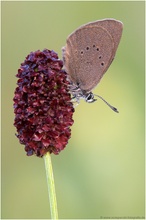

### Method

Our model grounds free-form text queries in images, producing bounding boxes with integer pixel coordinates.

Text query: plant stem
[44,152,58,219]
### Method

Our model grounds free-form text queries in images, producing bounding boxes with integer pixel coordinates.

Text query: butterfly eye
[85,93,96,103]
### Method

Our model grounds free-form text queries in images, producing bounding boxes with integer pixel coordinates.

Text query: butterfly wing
[62,19,123,92]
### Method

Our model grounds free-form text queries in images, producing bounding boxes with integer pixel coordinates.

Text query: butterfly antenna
[94,94,119,113]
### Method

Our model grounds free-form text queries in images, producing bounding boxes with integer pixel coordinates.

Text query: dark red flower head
[13,49,74,157]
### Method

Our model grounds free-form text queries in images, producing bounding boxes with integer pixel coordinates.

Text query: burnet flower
[13,49,74,157]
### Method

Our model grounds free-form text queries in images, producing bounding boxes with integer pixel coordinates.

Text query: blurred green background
[2,1,145,219]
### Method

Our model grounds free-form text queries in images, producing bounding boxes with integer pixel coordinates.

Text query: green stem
[44,152,58,219]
